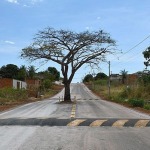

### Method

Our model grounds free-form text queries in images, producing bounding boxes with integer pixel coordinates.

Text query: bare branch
[21,27,116,85]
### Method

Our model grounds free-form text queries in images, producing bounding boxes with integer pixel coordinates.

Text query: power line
[118,34,150,58]
[110,34,150,67]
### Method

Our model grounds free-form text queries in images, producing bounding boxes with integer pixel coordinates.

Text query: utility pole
[108,61,111,97]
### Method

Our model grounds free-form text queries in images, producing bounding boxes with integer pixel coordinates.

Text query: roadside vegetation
[0,88,28,105]
[84,49,150,113]
[84,73,150,112]
[0,64,64,111]
[0,84,63,111]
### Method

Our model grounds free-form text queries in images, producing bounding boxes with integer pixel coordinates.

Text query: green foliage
[92,80,108,91]
[37,67,60,82]
[43,79,52,89]
[0,64,19,79]
[118,87,131,98]
[17,65,27,81]
[0,88,28,104]
[128,98,144,107]
[143,47,150,68]
[83,74,93,82]
[48,67,60,81]
[120,69,128,84]
[144,104,150,110]
[94,72,108,80]
[139,74,150,85]
[28,65,36,79]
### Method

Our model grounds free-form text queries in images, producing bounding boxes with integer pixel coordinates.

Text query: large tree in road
[21,27,116,102]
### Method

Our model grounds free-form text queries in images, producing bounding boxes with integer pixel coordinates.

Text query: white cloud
[23,4,30,7]
[5,40,15,45]
[6,0,43,6]
[6,0,18,4]
[31,0,43,4]
[85,26,93,31]
[97,17,101,20]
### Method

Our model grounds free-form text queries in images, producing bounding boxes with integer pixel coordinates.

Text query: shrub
[43,79,52,89]
[0,88,28,104]
[129,98,144,107]
[144,104,150,110]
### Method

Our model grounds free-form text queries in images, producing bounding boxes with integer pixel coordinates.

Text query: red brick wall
[0,78,13,88]
[26,79,41,87]
[127,74,138,84]
[26,79,41,97]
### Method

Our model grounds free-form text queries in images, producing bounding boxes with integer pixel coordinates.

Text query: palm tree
[120,69,128,84]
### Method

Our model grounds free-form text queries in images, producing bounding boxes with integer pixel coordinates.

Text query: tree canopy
[143,46,150,69]
[83,74,94,82]
[94,72,108,80]
[17,65,27,81]
[0,64,60,83]
[21,27,116,101]
[120,69,128,84]
[48,67,60,81]
[0,64,19,79]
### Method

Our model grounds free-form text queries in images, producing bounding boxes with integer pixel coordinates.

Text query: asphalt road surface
[0,83,150,150]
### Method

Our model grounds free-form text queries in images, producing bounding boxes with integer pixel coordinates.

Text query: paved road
[0,83,150,150]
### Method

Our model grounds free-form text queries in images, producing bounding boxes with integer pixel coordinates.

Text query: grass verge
[86,82,150,115]
[0,84,64,112]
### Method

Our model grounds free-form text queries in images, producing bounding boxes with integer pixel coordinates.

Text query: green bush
[0,88,28,104]
[42,79,52,89]
[144,104,150,110]
[129,98,144,107]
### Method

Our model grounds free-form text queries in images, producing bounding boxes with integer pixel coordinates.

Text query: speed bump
[0,118,149,127]
[134,120,150,128]
[90,120,107,127]
[112,120,129,127]
[67,119,86,126]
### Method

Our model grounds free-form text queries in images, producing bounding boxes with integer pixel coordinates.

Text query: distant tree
[120,69,128,84]
[28,66,36,79]
[0,64,19,79]
[17,65,27,81]
[94,72,108,80]
[21,27,116,101]
[143,47,150,69]
[42,79,52,89]
[83,74,94,82]
[48,67,60,81]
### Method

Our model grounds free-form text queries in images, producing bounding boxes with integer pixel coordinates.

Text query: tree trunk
[64,82,71,102]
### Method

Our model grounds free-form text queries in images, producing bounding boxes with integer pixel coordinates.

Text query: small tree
[120,69,128,84]
[21,27,116,102]
[28,66,36,79]
[0,64,19,79]
[42,79,52,90]
[83,74,94,82]
[48,67,60,81]
[18,65,27,81]
[143,46,150,69]
[94,72,108,80]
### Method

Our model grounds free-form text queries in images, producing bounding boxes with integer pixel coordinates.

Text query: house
[0,78,27,89]
[110,74,121,81]
[26,79,41,89]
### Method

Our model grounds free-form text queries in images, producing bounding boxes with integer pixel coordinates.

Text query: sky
[0,0,150,82]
